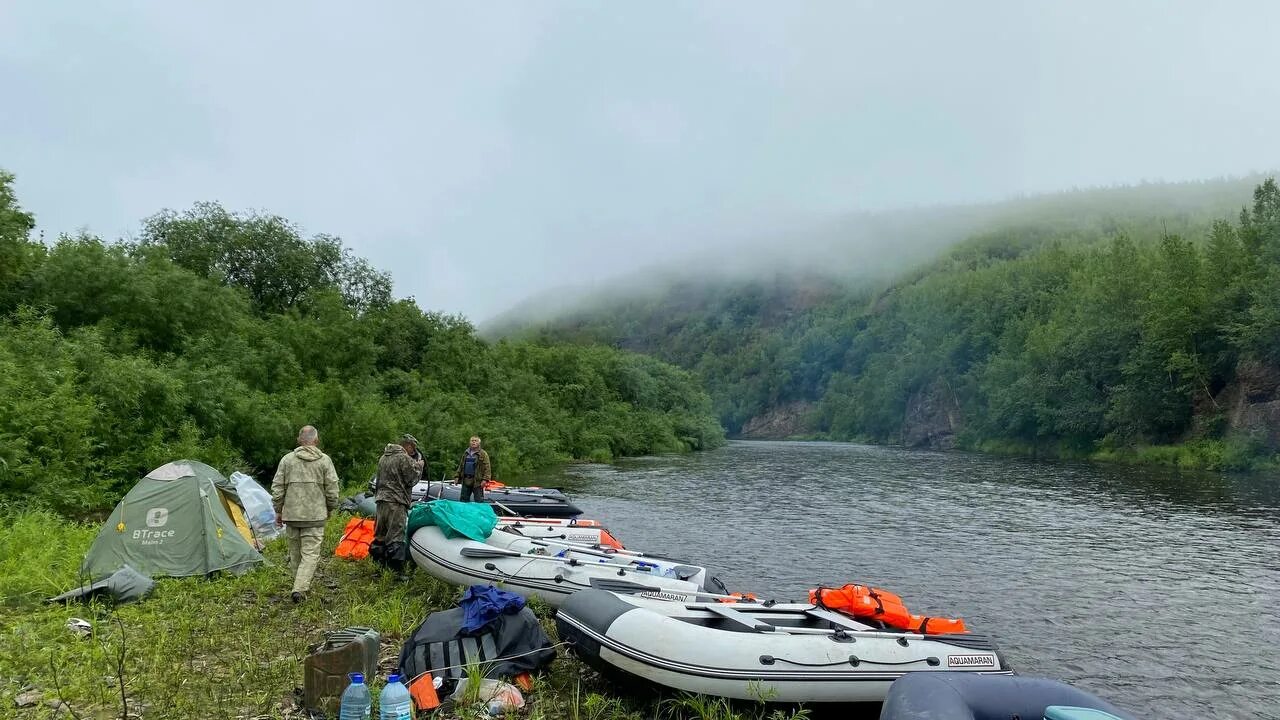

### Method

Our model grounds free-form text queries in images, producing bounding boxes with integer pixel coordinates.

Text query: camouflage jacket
[376,444,417,506]
[271,445,340,527]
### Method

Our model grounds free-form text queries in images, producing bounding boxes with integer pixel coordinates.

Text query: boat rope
[759,654,940,668]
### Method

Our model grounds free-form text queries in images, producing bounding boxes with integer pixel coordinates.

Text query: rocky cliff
[1218,360,1280,447]
[738,401,817,439]
[901,377,963,449]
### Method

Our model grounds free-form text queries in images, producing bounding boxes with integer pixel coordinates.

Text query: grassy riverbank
[0,507,814,720]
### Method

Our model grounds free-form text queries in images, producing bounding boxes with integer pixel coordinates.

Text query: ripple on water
[561,441,1280,720]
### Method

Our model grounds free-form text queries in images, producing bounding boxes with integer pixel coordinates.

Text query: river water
[542,441,1280,720]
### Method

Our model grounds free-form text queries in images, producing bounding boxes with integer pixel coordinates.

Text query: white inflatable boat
[555,589,1011,704]
[483,527,708,588]
[495,517,625,549]
[408,525,721,607]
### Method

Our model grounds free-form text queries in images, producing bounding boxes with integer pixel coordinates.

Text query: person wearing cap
[371,434,419,570]
[453,435,491,503]
[404,433,427,482]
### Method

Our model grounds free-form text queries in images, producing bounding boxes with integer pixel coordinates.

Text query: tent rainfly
[81,460,265,580]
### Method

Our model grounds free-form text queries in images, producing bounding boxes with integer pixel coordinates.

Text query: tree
[138,203,391,314]
[0,170,40,312]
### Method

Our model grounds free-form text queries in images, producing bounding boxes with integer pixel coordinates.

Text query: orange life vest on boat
[716,592,760,604]
[597,529,625,551]
[809,584,968,635]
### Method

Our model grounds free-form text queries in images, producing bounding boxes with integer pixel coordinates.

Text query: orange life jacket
[597,529,624,550]
[335,517,375,559]
[716,592,760,604]
[809,584,968,634]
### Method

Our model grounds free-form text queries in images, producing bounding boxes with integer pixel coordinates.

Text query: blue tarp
[406,499,498,542]
[459,584,527,634]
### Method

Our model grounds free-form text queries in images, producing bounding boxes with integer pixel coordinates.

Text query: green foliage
[0,169,41,313]
[138,202,393,315]
[0,170,723,514]
[523,177,1280,469]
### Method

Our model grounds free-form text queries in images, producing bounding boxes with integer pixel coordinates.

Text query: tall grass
[1,509,825,720]
[0,509,461,717]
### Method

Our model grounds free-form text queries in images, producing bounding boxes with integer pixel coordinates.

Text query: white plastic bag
[448,678,524,712]
[231,471,281,542]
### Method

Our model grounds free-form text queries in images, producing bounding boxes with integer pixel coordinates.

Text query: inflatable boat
[409,525,720,607]
[879,672,1135,720]
[555,589,1011,704]
[482,527,703,587]
[495,517,625,549]
[366,477,584,517]
[413,481,583,517]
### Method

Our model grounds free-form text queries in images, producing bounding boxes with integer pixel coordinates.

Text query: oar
[487,497,523,518]
[512,533,670,560]
[522,539,707,580]
[588,577,743,600]
[460,546,635,571]
[588,578,807,615]
[524,538,665,563]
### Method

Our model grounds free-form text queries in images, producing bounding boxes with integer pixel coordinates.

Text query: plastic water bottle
[339,673,372,720]
[379,673,413,720]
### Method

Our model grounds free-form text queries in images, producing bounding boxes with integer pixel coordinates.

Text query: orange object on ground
[716,592,760,604]
[334,518,375,560]
[409,672,441,710]
[514,672,534,692]
[809,584,968,634]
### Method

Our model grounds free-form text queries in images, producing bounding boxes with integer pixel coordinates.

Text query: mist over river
[536,441,1280,720]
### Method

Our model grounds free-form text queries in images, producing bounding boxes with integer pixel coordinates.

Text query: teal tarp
[407,499,497,542]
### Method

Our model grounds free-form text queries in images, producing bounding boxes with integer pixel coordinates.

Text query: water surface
[543,441,1280,720]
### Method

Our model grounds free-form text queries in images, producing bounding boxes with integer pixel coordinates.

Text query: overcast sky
[3,2,1279,321]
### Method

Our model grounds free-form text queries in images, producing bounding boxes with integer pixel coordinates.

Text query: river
[540,440,1280,720]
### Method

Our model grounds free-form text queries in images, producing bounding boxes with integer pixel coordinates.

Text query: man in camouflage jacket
[271,425,340,602]
[371,433,419,570]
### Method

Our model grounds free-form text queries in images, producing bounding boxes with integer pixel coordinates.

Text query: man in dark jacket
[453,435,491,503]
[371,433,419,569]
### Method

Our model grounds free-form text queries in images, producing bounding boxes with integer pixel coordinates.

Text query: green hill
[504,175,1280,469]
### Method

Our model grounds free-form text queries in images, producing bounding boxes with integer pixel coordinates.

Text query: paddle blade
[459,547,522,559]
[588,577,661,594]
[589,577,704,603]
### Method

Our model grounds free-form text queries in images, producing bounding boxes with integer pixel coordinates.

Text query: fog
[3,2,1279,322]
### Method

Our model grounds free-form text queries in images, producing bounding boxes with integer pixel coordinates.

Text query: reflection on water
[546,441,1280,720]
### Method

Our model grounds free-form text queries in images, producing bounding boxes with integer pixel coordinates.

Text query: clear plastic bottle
[339,672,372,720]
[378,673,413,720]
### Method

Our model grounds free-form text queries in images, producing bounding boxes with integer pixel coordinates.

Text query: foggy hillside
[484,173,1272,336]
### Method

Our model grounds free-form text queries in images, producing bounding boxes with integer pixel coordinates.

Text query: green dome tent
[81,460,265,580]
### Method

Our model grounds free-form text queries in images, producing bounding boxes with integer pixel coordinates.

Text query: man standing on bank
[271,425,341,603]
[372,433,419,570]
[454,435,491,503]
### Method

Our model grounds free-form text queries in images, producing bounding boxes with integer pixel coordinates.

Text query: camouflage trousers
[371,501,409,570]
[286,525,325,593]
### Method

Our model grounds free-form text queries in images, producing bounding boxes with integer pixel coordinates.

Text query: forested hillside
[517,176,1280,469]
[0,170,723,514]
